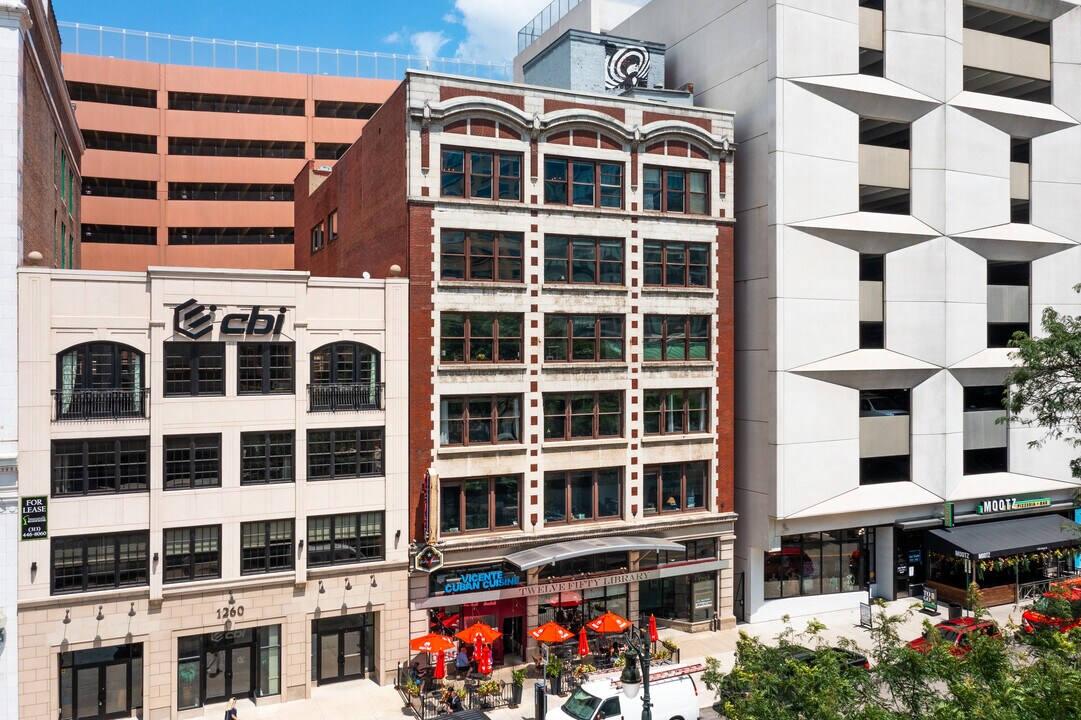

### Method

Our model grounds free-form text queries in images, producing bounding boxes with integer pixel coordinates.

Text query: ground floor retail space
[18,568,408,720]
[749,495,1081,620]
[408,529,735,668]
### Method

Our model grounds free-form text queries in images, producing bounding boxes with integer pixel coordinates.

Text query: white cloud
[443,12,460,24]
[452,0,552,64]
[383,31,402,44]
[411,30,451,58]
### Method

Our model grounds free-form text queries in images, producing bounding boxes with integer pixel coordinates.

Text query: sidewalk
[213,597,1027,720]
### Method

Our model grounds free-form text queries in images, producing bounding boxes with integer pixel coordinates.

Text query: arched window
[56,342,145,419]
[309,342,381,411]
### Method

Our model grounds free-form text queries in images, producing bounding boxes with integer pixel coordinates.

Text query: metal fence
[396,664,516,719]
[1017,567,1081,604]
[307,382,384,412]
[59,22,512,82]
[52,388,149,421]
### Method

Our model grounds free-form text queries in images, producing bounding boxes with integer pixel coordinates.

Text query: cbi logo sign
[173,299,288,339]
[173,299,216,339]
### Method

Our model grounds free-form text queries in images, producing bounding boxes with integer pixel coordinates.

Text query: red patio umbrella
[410,632,456,654]
[477,643,493,675]
[648,614,659,643]
[530,621,574,645]
[546,591,584,607]
[578,627,589,657]
[456,621,502,645]
[586,611,632,635]
[433,650,446,679]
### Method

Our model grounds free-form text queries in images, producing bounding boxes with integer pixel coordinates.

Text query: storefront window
[440,475,522,535]
[175,626,280,709]
[60,644,143,720]
[640,572,716,623]
[537,585,627,634]
[764,529,873,600]
[538,551,629,581]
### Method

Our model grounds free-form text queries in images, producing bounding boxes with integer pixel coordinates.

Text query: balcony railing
[308,382,384,412]
[52,388,150,421]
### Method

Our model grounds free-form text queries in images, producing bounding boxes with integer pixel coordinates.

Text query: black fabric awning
[505,536,684,570]
[926,513,1081,560]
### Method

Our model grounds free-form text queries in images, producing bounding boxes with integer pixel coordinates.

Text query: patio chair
[532,654,545,677]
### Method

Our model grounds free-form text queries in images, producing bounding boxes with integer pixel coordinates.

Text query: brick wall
[715,222,736,513]
[407,204,434,542]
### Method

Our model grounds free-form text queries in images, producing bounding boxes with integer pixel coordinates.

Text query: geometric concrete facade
[520,0,1081,621]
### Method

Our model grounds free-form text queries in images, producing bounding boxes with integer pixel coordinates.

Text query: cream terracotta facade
[16,267,409,719]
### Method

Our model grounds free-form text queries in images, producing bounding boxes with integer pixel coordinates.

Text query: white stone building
[519,0,1081,622]
[16,267,409,719]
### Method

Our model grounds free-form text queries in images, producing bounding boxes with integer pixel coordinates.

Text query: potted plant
[403,678,422,710]
[662,638,679,653]
[574,663,597,677]
[476,679,502,708]
[510,668,526,707]
[612,655,625,668]
[651,647,672,663]
[546,655,564,696]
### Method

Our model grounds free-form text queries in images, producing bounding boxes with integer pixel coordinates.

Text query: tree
[1004,302,1081,480]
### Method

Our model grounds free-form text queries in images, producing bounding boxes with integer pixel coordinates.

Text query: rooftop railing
[59,22,513,82]
[518,0,585,52]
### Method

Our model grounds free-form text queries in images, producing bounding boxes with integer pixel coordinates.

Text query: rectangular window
[440,313,522,363]
[543,314,624,362]
[306,428,384,479]
[987,261,1030,348]
[327,211,338,242]
[237,343,294,394]
[240,432,295,485]
[644,389,710,435]
[643,315,710,361]
[51,532,149,594]
[642,461,708,514]
[963,385,1008,475]
[643,167,709,214]
[164,342,225,397]
[163,435,221,490]
[543,391,623,441]
[311,221,324,253]
[440,230,523,282]
[163,526,221,583]
[439,394,521,446]
[240,521,294,575]
[543,236,624,284]
[52,438,149,496]
[543,468,621,524]
[643,240,710,288]
[859,254,885,349]
[859,388,911,484]
[439,475,521,535]
[440,149,521,201]
[544,158,623,208]
[307,512,384,567]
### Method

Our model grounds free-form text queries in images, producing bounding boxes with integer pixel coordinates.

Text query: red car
[907,617,1001,655]
[1021,586,1081,634]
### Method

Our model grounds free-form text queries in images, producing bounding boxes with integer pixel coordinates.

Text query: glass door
[313,614,373,684]
[60,645,142,720]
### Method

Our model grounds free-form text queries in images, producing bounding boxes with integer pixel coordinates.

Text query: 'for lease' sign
[20,496,47,540]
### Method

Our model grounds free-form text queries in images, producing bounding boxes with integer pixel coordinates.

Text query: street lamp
[619,628,652,720]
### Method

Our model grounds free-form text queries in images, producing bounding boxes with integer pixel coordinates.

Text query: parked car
[765,547,816,581]
[860,396,910,417]
[907,617,1001,655]
[549,672,699,720]
[1021,585,1081,634]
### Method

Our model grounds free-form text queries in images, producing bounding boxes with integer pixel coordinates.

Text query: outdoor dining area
[397,609,680,719]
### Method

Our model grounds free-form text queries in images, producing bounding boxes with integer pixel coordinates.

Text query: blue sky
[53,0,552,64]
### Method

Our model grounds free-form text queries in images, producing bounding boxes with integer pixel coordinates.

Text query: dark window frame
[311,220,325,253]
[240,431,295,485]
[544,156,624,209]
[328,210,339,242]
[642,461,709,515]
[310,342,380,383]
[438,475,523,536]
[307,512,385,567]
[240,520,295,575]
[543,314,625,362]
[543,468,623,524]
[163,525,221,583]
[643,388,710,435]
[543,391,624,441]
[306,427,384,480]
[643,240,711,288]
[439,394,522,446]
[57,342,145,393]
[643,166,709,214]
[163,434,222,490]
[164,342,225,397]
[237,343,295,395]
[51,532,150,594]
[439,229,524,282]
[543,235,625,285]
[643,315,710,361]
[440,147,522,201]
[51,437,149,496]
[440,313,523,364]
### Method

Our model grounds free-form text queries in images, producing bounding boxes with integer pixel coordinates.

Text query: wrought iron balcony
[307,382,384,412]
[52,388,150,421]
